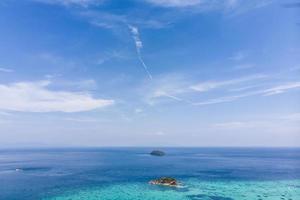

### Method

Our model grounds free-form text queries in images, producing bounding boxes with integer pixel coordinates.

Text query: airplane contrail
[128,25,192,105]
[128,25,153,80]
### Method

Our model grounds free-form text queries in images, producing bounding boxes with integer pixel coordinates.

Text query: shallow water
[1,148,300,200]
[42,179,300,200]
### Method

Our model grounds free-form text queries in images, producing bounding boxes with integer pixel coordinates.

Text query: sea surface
[0,148,300,200]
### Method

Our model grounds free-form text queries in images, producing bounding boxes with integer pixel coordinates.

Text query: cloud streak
[190,74,267,92]
[0,80,114,112]
[212,113,300,131]
[263,82,300,96]
[193,81,300,106]
[0,67,14,73]
[128,25,153,80]
[144,72,300,106]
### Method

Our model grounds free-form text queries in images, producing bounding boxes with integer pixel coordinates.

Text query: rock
[149,177,178,187]
[150,150,165,156]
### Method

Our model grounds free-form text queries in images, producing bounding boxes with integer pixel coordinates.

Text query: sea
[0,147,300,200]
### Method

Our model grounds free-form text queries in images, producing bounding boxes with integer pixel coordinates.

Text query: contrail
[128,25,192,105]
[163,93,193,105]
[128,25,153,80]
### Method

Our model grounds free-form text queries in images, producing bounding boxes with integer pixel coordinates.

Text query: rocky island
[149,177,178,187]
[150,150,165,156]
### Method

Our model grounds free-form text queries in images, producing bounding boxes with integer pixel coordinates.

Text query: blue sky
[0,0,299,147]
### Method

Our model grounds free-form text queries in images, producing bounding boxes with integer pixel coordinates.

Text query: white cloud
[0,80,114,113]
[190,74,266,92]
[0,67,14,73]
[145,0,202,7]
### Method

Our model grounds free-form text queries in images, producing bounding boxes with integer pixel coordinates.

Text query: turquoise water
[44,180,300,200]
[1,148,300,199]
[44,179,300,200]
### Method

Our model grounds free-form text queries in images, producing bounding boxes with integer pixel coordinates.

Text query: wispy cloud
[128,25,153,80]
[0,67,14,73]
[83,11,127,29]
[190,74,266,92]
[142,69,300,107]
[153,90,192,104]
[154,130,166,136]
[143,73,193,104]
[83,10,169,30]
[193,81,300,106]
[212,113,300,131]
[263,82,300,96]
[96,51,128,65]
[134,108,143,114]
[0,80,114,112]
[193,90,259,106]
[224,0,274,17]
[37,52,77,70]
[213,121,251,129]
[33,0,103,7]
[62,117,108,122]
[229,51,247,61]
[280,113,300,121]
[145,0,260,10]
[145,0,273,15]
[233,63,255,70]
[228,84,261,92]
[145,0,202,7]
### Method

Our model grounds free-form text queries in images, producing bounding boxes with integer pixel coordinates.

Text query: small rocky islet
[150,150,165,156]
[149,177,178,187]
[149,150,180,187]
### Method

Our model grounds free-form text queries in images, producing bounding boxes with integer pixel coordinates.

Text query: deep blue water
[0,147,300,200]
